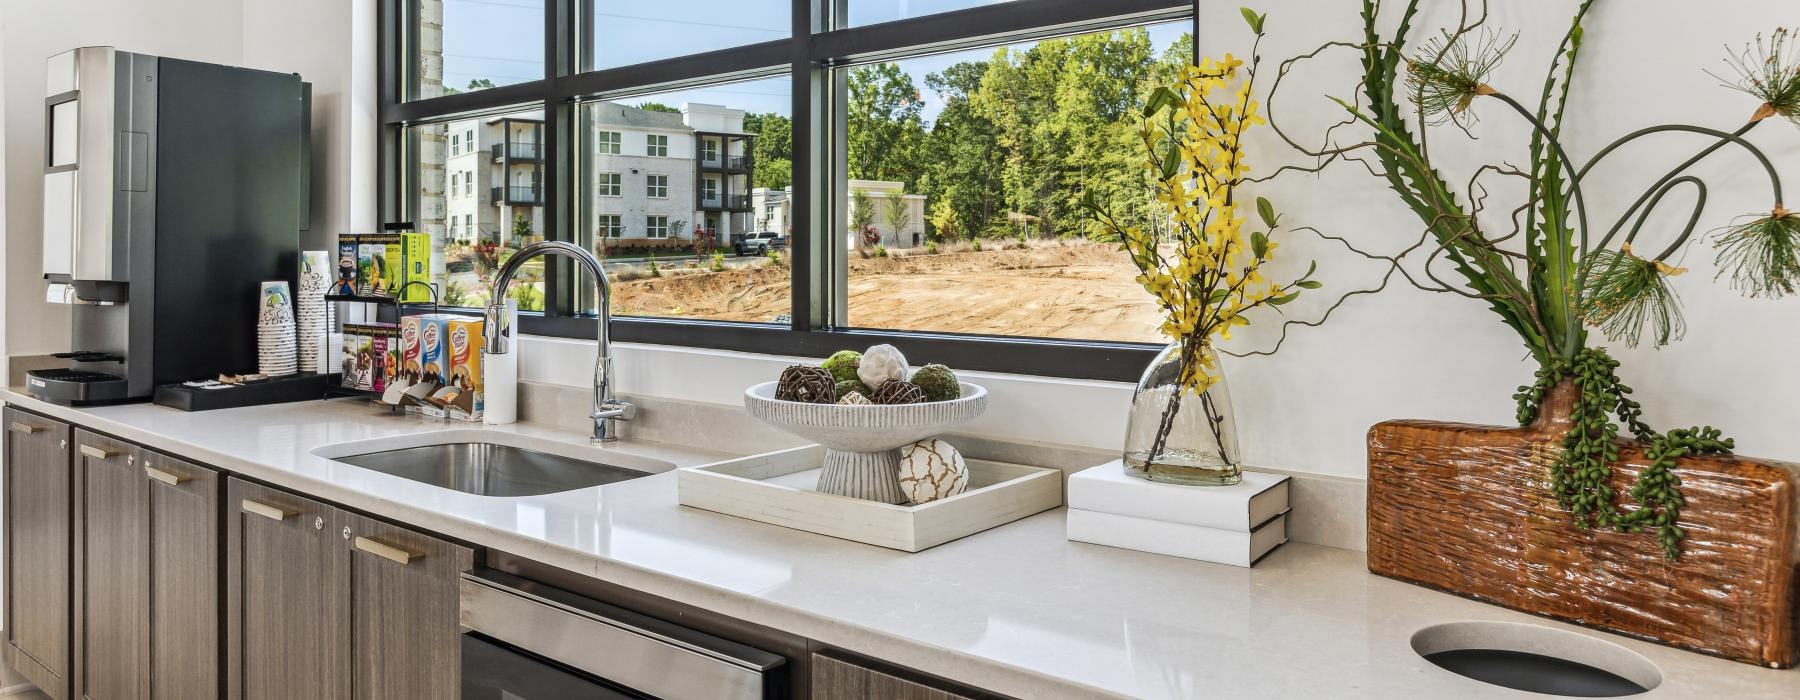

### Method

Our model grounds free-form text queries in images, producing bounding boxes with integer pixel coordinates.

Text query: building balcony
[699,154,751,171]
[699,193,752,212]
[491,185,544,206]
[492,141,541,161]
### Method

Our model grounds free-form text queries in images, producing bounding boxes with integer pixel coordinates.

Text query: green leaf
[1159,144,1181,180]
[1142,87,1177,118]
[1250,231,1269,259]
[1256,197,1278,229]
[1296,280,1323,289]
[1208,288,1231,303]
[1267,293,1299,306]
[1239,7,1266,34]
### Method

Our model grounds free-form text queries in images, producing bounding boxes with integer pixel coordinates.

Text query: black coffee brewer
[29,47,308,405]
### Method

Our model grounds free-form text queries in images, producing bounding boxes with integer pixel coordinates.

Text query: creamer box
[370,323,400,393]
[414,314,453,385]
[445,318,484,419]
[399,316,426,385]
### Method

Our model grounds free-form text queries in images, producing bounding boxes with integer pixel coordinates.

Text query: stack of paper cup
[297,251,331,373]
[257,281,298,376]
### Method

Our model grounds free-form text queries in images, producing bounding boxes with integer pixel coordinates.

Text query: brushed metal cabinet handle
[144,466,189,486]
[353,536,418,565]
[79,444,118,460]
[8,421,42,434]
[241,499,295,521]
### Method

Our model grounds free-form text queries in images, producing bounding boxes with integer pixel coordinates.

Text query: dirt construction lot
[609,242,1165,343]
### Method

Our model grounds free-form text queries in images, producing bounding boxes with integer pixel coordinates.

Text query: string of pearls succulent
[1514,347,1732,559]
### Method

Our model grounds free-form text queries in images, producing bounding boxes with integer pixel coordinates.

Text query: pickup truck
[732,231,788,256]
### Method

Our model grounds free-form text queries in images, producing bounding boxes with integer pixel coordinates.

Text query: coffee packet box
[444,318,484,420]
[360,233,401,296]
[333,236,360,295]
[368,323,400,393]
[341,325,374,390]
[398,232,433,303]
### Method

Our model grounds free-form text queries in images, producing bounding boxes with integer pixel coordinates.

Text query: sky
[440,0,1187,123]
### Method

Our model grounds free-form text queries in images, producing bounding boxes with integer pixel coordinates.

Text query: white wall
[520,0,1800,479]
[0,0,376,372]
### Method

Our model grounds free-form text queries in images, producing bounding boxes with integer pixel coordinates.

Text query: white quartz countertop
[3,390,1792,699]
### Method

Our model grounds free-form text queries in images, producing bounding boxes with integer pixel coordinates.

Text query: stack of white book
[1065,460,1290,567]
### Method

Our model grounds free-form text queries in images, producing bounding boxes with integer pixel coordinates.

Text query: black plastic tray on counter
[153,373,336,412]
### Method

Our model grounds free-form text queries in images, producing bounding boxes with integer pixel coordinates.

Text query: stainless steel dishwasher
[459,569,786,699]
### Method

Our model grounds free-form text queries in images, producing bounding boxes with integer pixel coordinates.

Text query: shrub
[648,253,661,278]
[767,249,784,266]
[972,238,982,252]
[925,241,938,255]
[875,244,888,258]
[709,252,725,273]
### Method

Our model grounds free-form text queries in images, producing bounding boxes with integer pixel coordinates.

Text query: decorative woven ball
[858,344,908,389]
[835,378,872,398]
[838,391,873,405]
[870,380,927,405]
[898,438,968,504]
[909,364,961,402]
[775,365,837,404]
[821,350,863,383]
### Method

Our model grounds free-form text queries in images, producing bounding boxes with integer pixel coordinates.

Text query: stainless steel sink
[334,442,653,497]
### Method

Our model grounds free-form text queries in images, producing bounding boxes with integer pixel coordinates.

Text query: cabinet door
[73,431,148,700]
[811,652,982,700]
[143,451,221,700]
[342,512,472,700]
[3,409,73,699]
[226,479,348,700]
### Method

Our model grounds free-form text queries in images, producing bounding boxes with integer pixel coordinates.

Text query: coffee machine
[28,47,309,405]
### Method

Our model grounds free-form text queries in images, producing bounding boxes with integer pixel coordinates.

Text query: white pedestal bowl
[744,381,988,503]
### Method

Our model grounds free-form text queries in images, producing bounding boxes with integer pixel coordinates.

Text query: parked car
[732,231,788,256]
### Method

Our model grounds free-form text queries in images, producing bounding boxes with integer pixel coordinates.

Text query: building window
[597,214,622,238]
[388,1,1191,381]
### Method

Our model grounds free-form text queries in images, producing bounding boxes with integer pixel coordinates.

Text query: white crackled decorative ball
[857,344,909,389]
[897,438,968,505]
[838,391,873,405]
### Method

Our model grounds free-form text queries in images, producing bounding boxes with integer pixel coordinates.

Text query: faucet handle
[592,399,635,422]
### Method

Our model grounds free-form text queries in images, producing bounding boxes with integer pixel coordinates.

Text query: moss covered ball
[835,378,872,399]
[910,364,961,402]
[821,350,863,383]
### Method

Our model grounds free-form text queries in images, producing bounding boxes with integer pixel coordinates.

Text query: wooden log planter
[1367,381,1800,668]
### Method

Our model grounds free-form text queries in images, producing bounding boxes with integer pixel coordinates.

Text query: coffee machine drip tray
[25,368,131,405]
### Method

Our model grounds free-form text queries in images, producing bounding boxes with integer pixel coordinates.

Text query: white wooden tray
[678,443,1064,552]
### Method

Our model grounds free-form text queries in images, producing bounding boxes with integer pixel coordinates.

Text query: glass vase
[1122,341,1241,486]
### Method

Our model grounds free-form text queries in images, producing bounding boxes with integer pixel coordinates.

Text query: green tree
[846,64,926,185]
[884,192,911,245]
[467,77,496,90]
[920,60,1007,240]
[636,101,680,114]
[743,112,794,190]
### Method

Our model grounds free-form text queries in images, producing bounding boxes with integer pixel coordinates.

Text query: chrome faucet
[483,240,634,442]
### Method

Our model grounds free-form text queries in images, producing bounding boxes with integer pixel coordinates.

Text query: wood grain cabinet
[812,652,985,700]
[3,409,73,700]
[226,478,470,700]
[72,430,222,700]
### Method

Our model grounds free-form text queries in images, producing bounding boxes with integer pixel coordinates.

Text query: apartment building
[444,113,546,247]
[752,179,927,250]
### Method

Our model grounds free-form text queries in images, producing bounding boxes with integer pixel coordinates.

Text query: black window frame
[378,0,1200,382]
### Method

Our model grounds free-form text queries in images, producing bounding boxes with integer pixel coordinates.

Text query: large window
[384,0,1195,380]
[837,22,1189,343]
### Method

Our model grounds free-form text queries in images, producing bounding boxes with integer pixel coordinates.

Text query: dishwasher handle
[459,570,783,700]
